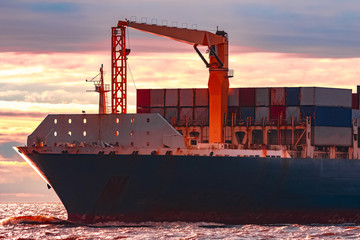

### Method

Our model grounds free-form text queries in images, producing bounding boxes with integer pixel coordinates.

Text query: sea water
[1,202,360,239]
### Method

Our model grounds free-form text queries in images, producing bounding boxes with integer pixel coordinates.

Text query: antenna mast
[86,64,110,114]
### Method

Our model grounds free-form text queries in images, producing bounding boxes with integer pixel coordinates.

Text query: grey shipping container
[180,89,194,107]
[256,88,269,106]
[300,87,352,107]
[228,88,239,106]
[255,107,269,124]
[150,89,165,107]
[300,87,315,106]
[195,89,209,107]
[165,89,178,107]
[315,87,351,108]
[270,88,285,106]
[165,107,178,122]
[286,106,300,124]
[312,126,352,146]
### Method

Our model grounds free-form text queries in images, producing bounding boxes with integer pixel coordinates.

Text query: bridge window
[68,131,72,136]
[68,119,72,124]
[83,131,87,136]
[83,119,87,124]
[116,131,119,136]
[190,132,199,138]
[268,130,278,145]
[54,119,57,124]
[54,131,57,137]
[235,131,246,144]
[252,130,263,145]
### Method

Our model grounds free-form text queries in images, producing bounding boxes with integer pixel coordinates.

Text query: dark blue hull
[26,152,360,224]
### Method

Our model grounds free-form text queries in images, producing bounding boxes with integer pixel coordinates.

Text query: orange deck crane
[112,19,230,143]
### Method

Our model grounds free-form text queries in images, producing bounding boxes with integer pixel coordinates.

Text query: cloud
[28,2,79,14]
[0,142,23,159]
[1,0,360,57]
[0,158,60,202]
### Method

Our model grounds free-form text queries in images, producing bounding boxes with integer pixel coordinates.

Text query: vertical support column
[208,41,229,143]
[111,26,127,114]
[352,119,358,159]
[305,116,313,158]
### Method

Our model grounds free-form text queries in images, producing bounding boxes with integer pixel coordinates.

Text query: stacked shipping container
[299,87,352,146]
[136,89,209,125]
[137,86,353,146]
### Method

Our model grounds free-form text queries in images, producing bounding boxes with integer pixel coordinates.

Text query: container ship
[15,19,360,224]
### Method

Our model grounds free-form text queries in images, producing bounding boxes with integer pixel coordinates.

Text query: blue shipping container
[300,106,351,127]
[286,87,300,106]
[239,107,255,121]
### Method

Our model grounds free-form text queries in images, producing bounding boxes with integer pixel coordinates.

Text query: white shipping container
[255,107,269,124]
[180,89,194,107]
[228,88,239,106]
[165,89,178,107]
[150,89,165,107]
[312,126,352,146]
[286,106,300,124]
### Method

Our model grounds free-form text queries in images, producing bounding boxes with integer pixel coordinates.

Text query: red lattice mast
[111,26,129,114]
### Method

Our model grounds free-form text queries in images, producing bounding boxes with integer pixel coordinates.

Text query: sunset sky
[1,0,360,202]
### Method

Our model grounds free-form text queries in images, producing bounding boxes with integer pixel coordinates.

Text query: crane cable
[126,27,137,91]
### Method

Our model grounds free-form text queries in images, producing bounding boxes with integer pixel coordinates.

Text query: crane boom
[113,20,230,143]
[117,20,226,47]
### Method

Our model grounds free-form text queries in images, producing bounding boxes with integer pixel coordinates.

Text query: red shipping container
[165,89,178,107]
[228,88,239,106]
[150,107,165,116]
[353,93,359,109]
[150,89,165,107]
[239,88,255,107]
[137,107,150,113]
[180,89,194,107]
[195,89,208,107]
[271,87,285,106]
[270,106,286,121]
[137,89,150,108]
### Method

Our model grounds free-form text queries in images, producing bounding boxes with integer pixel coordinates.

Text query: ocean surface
[1,203,360,239]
